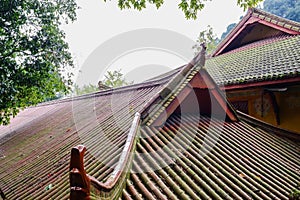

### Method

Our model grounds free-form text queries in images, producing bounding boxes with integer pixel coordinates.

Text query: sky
[61,0,255,86]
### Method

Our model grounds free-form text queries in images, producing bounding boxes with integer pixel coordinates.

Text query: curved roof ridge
[70,112,141,199]
[34,65,180,108]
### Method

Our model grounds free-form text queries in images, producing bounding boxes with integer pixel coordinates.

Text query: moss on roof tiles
[123,114,300,200]
[206,35,300,86]
[0,83,166,199]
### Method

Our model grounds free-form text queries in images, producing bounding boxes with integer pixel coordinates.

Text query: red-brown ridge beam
[142,45,205,110]
[200,70,238,122]
[222,77,300,91]
[141,44,207,123]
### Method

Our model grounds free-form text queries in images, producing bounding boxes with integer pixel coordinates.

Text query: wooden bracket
[262,88,283,125]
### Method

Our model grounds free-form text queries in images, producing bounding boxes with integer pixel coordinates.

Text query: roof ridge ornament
[140,42,208,123]
[69,112,141,199]
[193,42,207,70]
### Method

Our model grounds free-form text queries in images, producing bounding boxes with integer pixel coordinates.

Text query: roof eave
[221,76,300,91]
[237,110,300,139]
[212,8,300,57]
[212,8,253,57]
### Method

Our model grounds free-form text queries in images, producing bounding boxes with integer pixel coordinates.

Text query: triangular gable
[151,69,238,127]
[141,46,238,127]
[212,8,300,57]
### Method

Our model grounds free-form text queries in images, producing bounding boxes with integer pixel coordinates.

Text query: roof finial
[193,42,206,69]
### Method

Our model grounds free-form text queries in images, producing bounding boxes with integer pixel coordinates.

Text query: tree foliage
[236,0,263,11]
[220,22,237,40]
[193,25,219,55]
[263,0,300,22]
[74,84,99,96]
[103,0,264,19]
[103,70,133,88]
[73,70,132,96]
[0,0,78,125]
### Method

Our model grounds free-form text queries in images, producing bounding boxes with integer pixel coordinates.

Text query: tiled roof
[123,113,300,199]
[206,35,300,86]
[1,32,300,200]
[212,8,300,56]
[0,78,170,199]
[251,8,300,32]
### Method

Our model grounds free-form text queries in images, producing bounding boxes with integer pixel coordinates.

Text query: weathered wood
[69,112,141,199]
[69,145,90,200]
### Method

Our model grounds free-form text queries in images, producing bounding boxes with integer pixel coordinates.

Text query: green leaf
[0,0,78,125]
[102,69,133,88]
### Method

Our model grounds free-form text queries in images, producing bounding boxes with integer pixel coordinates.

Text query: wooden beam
[223,77,300,91]
[152,86,193,127]
[258,20,300,35]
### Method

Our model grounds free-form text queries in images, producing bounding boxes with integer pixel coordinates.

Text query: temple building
[0,8,299,200]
